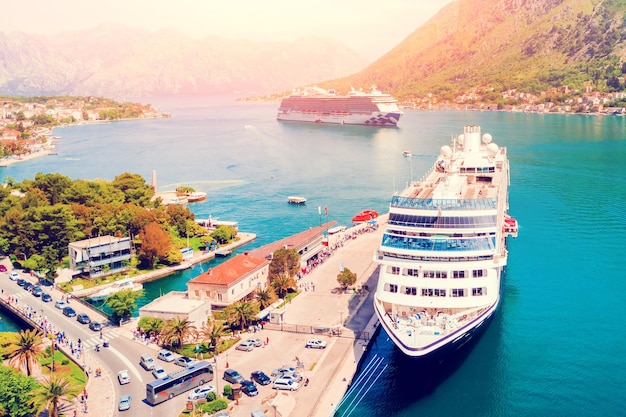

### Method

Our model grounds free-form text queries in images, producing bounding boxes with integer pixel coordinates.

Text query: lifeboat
[352,210,379,224]
[503,215,519,238]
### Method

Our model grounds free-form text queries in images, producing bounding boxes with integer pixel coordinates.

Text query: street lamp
[213,355,219,397]
[339,311,344,327]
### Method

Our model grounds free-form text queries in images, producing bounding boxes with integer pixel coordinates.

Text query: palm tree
[198,319,226,354]
[224,300,259,331]
[255,286,277,309]
[30,374,80,417]
[6,328,45,377]
[160,316,198,350]
[271,272,296,299]
[105,288,145,320]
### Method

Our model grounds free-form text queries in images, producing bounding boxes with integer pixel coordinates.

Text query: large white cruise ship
[276,85,403,126]
[373,126,518,358]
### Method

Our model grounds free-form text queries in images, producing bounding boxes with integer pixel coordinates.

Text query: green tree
[210,225,237,244]
[337,267,357,291]
[160,316,198,350]
[255,286,277,309]
[268,248,300,280]
[198,319,226,354]
[112,172,154,206]
[0,365,37,417]
[138,316,165,337]
[5,329,45,377]
[105,288,145,320]
[271,273,296,299]
[223,301,259,331]
[29,374,80,417]
[32,173,72,205]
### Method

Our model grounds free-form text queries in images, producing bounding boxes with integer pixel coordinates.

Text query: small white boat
[187,192,207,202]
[402,150,412,157]
[287,196,307,204]
[167,196,188,205]
[90,278,143,301]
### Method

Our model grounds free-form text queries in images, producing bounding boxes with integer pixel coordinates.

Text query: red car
[0,265,7,272]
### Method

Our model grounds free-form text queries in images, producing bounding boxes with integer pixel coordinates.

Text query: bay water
[2,97,625,416]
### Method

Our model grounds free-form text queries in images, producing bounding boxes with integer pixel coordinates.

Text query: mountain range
[0,23,368,98]
[2,0,626,101]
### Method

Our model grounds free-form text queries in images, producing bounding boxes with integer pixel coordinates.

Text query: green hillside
[321,0,626,103]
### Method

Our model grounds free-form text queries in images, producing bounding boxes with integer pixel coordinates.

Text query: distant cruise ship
[373,126,518,358]
[277,85,403,126]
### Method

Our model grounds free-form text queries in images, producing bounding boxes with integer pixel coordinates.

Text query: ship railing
[381,234,496,252]
[390,196,497,210]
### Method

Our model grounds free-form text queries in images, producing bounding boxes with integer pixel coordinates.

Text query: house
[186,221,335,307]
[68,236,132,278]
[187,253,270,307]
[139,291,211,327]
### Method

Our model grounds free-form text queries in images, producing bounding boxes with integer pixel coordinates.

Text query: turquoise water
[3,98,626,416]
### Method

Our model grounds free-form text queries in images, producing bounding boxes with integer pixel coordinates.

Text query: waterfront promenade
[0,218,385,417]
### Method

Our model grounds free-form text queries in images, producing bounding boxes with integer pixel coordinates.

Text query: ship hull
[277,111,402,126]
[374,295,498,358]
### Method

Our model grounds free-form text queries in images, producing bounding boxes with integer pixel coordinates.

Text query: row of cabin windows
[391,266,485,278]
[385,283,486,297]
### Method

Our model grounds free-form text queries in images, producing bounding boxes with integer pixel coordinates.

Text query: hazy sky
[2,0,454,60]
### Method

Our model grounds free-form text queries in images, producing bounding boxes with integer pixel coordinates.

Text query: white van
[140,354,155,370]
[272,377,300,391]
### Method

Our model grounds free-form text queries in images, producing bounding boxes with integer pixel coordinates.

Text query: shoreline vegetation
[0,95,169,167]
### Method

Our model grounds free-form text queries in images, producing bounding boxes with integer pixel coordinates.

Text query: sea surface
[2,96,626,416]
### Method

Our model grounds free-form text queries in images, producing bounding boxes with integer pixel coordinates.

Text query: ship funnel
[463,125,482,153]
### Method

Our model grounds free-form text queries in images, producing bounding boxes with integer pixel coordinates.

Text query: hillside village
[0,96,167,159]
[405,85,626,115]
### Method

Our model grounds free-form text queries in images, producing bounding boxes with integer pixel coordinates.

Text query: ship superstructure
[373,126,517,357]
[277,85,403,126]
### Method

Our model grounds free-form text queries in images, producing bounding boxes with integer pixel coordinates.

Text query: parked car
[8,271,18,280]
[117,370,131,385]
[30,286,43,297]
[41,293,52,302]
[250,370,271,385]
[305,338,327,349]
[187,384,215,400]
[246,338,263,347]
[16,278,28,287]
[54,300,66,309]
[223,369,244,384]
[278,372,303,383]
[77,313,91,324]
[271,366,298,377]
[0,265,7,272]
[118,394,131,411]
[89,321,102,332]
[62,307,77,317]
[241,380,258,396]
[157,349,175,362]
[235,341,255,352]
[140,354,155,370]
[175,356,196,367]
[152,364,167,379]
[272,377,300,391]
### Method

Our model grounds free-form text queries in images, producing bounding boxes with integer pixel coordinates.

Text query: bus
[146,361,214,405]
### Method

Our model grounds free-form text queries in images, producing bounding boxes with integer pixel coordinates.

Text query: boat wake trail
[334,354,388,417]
